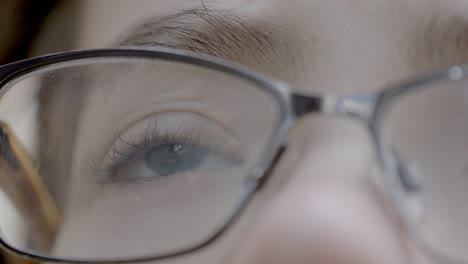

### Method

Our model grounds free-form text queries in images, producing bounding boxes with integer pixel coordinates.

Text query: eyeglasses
[0,46,466,264]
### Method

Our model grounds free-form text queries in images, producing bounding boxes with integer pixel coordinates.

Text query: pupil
[170,144,183,152]
[144,143,205,177]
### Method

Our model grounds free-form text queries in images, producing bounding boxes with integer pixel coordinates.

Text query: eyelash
[90,123,199,184]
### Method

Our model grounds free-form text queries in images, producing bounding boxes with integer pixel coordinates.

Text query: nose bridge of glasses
[292,93,377,123]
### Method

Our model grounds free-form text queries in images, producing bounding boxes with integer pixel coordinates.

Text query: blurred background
[0,1,76,263]
[0,0,80,64]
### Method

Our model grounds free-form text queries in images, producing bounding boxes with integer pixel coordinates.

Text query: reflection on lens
[384,78,468,262]
[0,57,280,261]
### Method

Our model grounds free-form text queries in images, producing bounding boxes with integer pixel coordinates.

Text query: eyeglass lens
[384,77,468,262]
[0,57,280,261]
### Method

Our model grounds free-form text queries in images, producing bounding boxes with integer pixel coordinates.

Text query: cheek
[384,79,468,259]
[52,168,247,259]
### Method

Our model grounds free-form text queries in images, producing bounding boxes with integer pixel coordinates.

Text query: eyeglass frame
[0,46,463,264]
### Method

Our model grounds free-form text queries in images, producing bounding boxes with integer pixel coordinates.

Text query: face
[10,0,468,263]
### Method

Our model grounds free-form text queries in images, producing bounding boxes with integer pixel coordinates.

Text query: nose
[230,115,412,264]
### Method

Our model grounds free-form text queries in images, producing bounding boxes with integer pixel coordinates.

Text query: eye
[117,142,235,181]
[92,112,242,184]
[145,143,209,177]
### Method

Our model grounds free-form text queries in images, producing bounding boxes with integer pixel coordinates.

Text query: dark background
[1,1,57,263]
[0,0,60,63]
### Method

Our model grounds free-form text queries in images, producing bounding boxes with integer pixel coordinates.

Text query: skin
[15,0,468,263]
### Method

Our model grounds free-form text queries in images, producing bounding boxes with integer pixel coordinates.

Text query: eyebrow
[118,8,300,78]
[120,8,468,77]
[413,14,468,71]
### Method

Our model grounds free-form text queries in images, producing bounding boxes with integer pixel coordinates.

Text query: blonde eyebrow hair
[413,14,468,71]
[118,8,300,76]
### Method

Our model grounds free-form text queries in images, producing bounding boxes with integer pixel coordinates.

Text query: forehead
[72,0,468,47]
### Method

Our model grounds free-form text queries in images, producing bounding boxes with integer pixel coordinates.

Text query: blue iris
[143,143,209,177]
